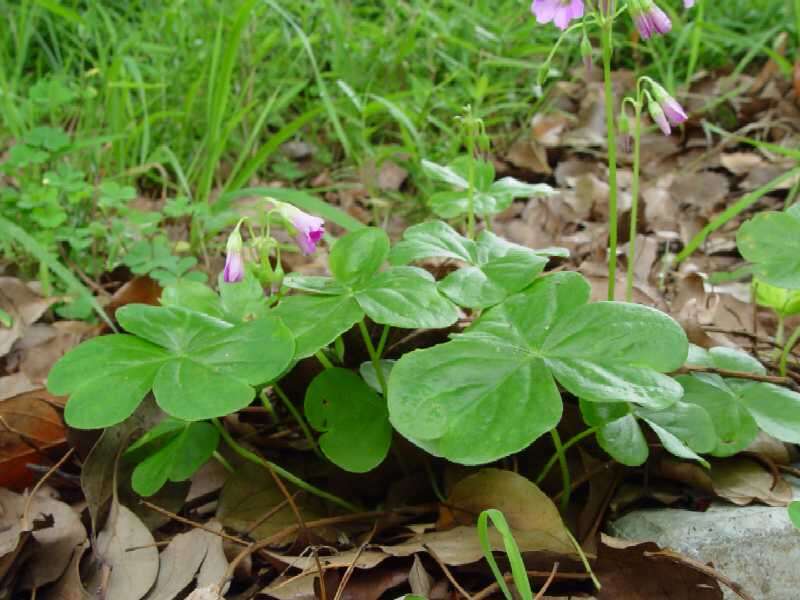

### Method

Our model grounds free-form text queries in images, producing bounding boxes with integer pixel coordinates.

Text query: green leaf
[421,158,469,188]
[579,398,629,426]
[789,501,800,530]
[677,373,759,456]
[161,280,225,319]
[737,209,800,289]
[708,347,766,375]
[637,401,716,454]
[643,419,709,467]
[50,305,294,427]
[597,414,649,466]
[23,126,70,151]
[219,272,270,322]
[129,420,220,496]
[439,267,507,309]
[359,360,395,394]
[273,294,363,359]
[0,308,11,327]
[355,266,459,329]
[489,177,554,199]
[738,381,800,443]
[388,272,688,464]
[305,368,391,472]
[389,221,476,265]
[282,274,347,295]
[388,336,562,464]
[329,227,390,286]
[48,335,168,429]
[754,279,800,317]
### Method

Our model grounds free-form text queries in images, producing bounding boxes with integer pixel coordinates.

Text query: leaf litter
[3,54,800,600]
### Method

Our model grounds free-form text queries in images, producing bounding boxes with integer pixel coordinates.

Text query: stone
[609,501,800,600]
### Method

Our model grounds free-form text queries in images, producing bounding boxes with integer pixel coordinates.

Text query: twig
[23,447,74,529]
[245,493,298,536]
[424,543,473,599]
[333,523,377,600]
[471,569,591,600]
[534,562,559,600]
[140,500,249,546]
[644,549,755,600]
[777,464,800,478]
[675,365,798,389]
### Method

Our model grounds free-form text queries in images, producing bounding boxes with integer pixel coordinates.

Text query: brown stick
[333,523,377,600]
[471,569,590,600]
[424,543,473,599]
[23,447,75,529]
[534,562,559,600]
[675,365,798,389]
[140,500,249,547]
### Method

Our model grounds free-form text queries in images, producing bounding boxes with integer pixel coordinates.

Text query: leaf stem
[625,101,642,302]
[549,428,571,514]
[536,427,598,486]
[315,350,334,370]
[601,19,619,301]
[564,527,602,590]
[211,417,359,512]
[358,320,388,397]
[272,383,323,459]
[780,326,800,377]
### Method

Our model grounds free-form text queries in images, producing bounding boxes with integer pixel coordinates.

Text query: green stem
[213,451,234,473]
[601,20,619,301]
[549,428,571,514]
[536,427,598,486]
[466,126,476,239]
[315,350,334,370]
[686,0,705,87]
[375,324,391,358]
[780,326,800,377]
[272,383,323,459]
[212,418,359,512]
[565,527,602,590]
[625,103,642,302]
[358,320,388,396]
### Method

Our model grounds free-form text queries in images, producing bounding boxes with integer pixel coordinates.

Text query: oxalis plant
[46,0,800,536]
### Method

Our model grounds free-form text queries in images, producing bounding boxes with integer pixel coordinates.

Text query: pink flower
[274,202,325,255]
[223,227,245,283]
[684,0,695,7]
[631,0,672,39]
[648,100,671,136]
[531,0,584,30]
[651,82,688,126]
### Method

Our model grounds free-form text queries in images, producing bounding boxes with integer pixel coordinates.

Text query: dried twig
[333,523,378,600]
[471,569,590,600]
[675,365,799,390]
[424,543,473,599]
[534,562,559,600]
[140,500,249,546]
[644,549,755,600]
[23,447,75,529]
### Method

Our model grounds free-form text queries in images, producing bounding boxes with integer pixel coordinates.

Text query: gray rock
[609,503,800,600]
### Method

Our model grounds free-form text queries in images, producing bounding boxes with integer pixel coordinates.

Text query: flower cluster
[647,82,688,135]
[629,0,671,39]
[222,202,325,284]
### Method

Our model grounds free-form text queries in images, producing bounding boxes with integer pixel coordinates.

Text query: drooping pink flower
[223,226,245,283]
[651,82,688,126]
[274,202,325,255]
[648,99,671,136]
[631,0,672,39]
[684,0,695,7]
[531,0,584,30]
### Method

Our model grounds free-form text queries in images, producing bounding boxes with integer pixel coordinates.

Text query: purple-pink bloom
[648,100,671,136]
[651,83,688,126]
[632,0,672,39]
[223,226,245,283]
[531,0,584,30]
[684,0,695,7]
[275,202,325,255]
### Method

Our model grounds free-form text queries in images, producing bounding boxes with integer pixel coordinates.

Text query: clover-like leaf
[737,208,800,289]
[355,266,459,329]
[390,221,557,309]
[273,294,362,359]
[48,305,294,428]
[388,272,687,464]
[127,419,220,496]
[754,279,800,317]
[305,368,392,472]
[329,227,390,287]
[597,413,649,466]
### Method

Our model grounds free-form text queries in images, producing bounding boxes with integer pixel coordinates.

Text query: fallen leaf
[40,541,91,600]
[195,521,230,593]
[0,277,54,357]
[105,276,163,321]
[710,457,792,507]
[18,321,91,384]
[217,462,335,543]
[184,587,224,600]
[85,499,159,600]
[144,528,209,600]
[596,534,722,599]
[408,554,433,598]
[264,548,389,573]
[442,468,575,556]
[0,389,66,489]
